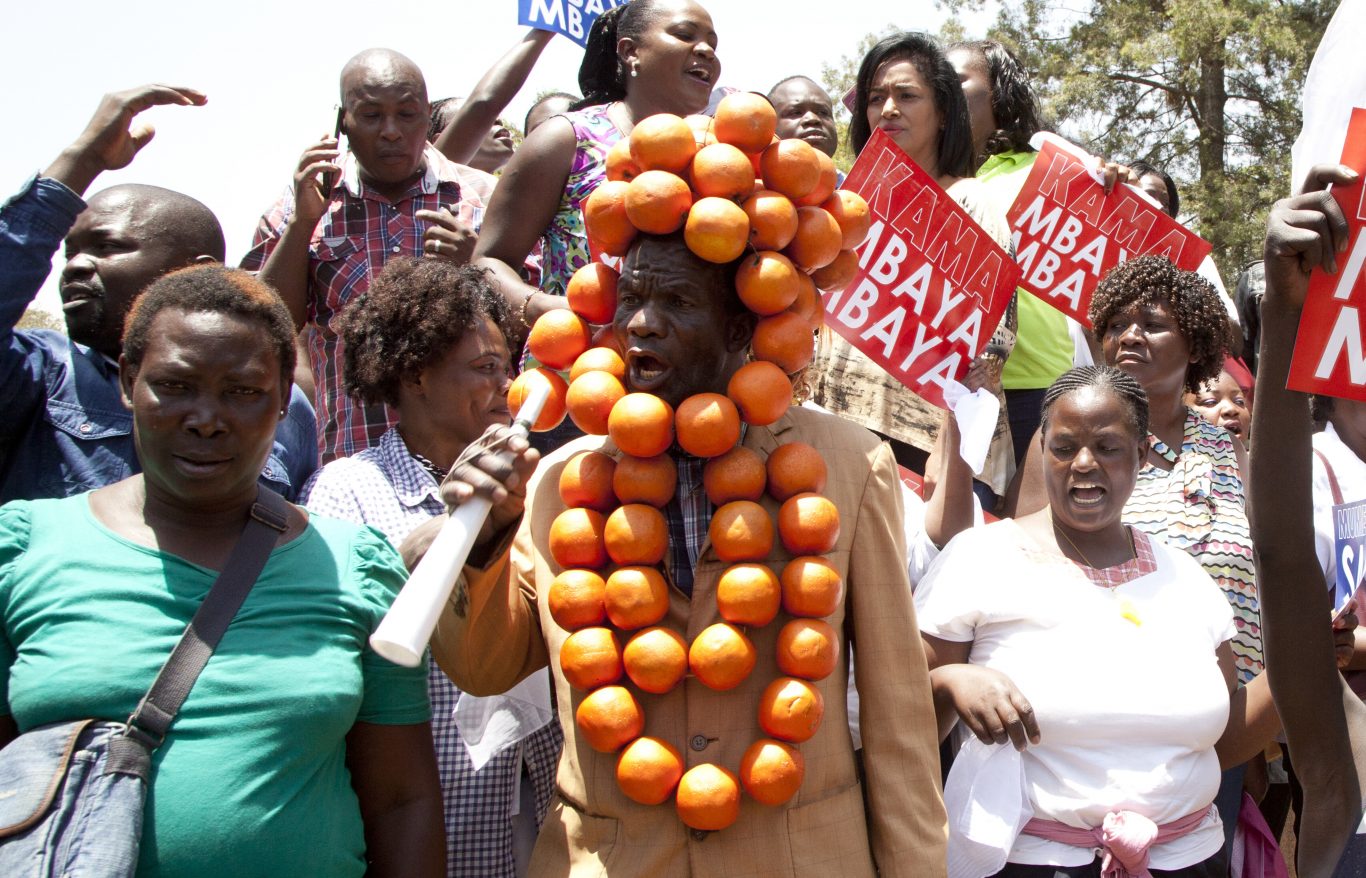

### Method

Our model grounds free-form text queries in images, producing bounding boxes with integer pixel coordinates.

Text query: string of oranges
[506,93,871,832]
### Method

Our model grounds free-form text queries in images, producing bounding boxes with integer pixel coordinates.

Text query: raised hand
[45,84,207,195]
[290,136,342,229]
[1263,164,1358,309]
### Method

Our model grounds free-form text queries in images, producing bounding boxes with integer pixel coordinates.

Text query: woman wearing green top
[0,266,442,877]
[949,40,1077,464]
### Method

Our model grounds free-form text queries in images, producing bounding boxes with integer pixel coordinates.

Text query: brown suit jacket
[432,406,947,877]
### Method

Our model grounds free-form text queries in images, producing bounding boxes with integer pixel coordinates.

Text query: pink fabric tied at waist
[1020,807,1213,878]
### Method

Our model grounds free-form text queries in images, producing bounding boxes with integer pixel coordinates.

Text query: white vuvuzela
[370,377,552,667]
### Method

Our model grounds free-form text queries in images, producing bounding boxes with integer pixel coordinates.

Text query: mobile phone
[321,107,344,197]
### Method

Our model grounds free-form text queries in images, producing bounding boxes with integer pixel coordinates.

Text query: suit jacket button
[690,828,709,841]
[690,734,708,751]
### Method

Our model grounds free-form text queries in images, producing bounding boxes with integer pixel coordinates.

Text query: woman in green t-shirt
[0,266,442,877]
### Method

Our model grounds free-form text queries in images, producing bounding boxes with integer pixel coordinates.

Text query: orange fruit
[684,113,715,147]
[508,368,568,432]
[822,190,873,250]
[740,738,805,806]
[559,626,623,690]
[726,360,792,426]
[583,180,637,256]
[688,622,757,691]
[612,453,678,507]
[576,685,644,752]
[752,310,814,374]
[775,618,839,680]
[759,138,822,200]
[608,393,675,458]
[766,442,828,501]
[715,562,781,626]
[604,565,670,630]
[566,370,627,436]
[811,248,859,293]
[690,143,756,200]
[702,446,768,505]
[549,507,609,569]
[675,392,741,458]
[569,346,627,382]
[528,309,593,370]
[777,492,840,555]
[781,556,843,617]
[735,250,802,316]
[624,170,693,235]
[616,736,685,805]
[559,450,617,511]
[676,764,740,831]
[713,92,778,154]
[605,138,642,183]
[784,206,842,271]
[566,263,620,324]
[709,499,774,562]
[622,626,688,694]
[548,568,608,630]
[604,503,669,566]
[629,113,697,174]
[757,677,824,743]
[788,272,824,330]
[795,151,838,207]
[742,189,799,251]
[684,196,750,264]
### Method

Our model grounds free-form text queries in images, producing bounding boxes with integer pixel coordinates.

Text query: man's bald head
[59,184,224,357]
[340,48,427,105]
[338,49,432,197]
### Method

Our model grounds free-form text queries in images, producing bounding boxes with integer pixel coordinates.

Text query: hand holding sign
[519,0,630,48]
[1286,110,1366,402]
[824,128,1019,410]
[1006,135,1211,327]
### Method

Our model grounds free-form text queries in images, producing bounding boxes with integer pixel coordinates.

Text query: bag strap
[114,488,289,760]
[1316,448,1346,506]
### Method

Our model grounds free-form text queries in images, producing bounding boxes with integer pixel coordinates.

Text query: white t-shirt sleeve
[914,529,994,642]
[1313,447,1340,588]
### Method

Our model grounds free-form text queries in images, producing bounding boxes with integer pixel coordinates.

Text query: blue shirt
[0,175,318,502]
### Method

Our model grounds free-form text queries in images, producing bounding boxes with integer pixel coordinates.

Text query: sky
[5,0,992,318]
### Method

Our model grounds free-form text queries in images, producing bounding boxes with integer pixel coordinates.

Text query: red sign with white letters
[1289,107,1366,401]
[1006,139,1211,327]
[825,130,1020,410]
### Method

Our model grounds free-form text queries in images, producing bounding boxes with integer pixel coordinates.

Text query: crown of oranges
[505,92,872,832]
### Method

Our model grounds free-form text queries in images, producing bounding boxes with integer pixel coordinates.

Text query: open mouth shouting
[627,348,672,393]
[60,282,102,311]
[1068,483,1106,507]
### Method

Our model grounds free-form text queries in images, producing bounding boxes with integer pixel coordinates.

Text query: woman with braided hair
[917,365,1279,877]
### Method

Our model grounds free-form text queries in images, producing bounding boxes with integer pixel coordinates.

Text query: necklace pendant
[1117,595,1141,627]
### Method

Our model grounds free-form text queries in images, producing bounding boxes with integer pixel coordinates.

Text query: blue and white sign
[1334,498,1366,606]
[518,0,631,48]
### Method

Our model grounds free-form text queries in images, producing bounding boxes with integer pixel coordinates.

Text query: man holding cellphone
[242,48,497,462]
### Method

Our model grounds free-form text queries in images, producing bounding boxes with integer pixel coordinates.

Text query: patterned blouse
[539,103,623,298]
[1123,408,1262,685]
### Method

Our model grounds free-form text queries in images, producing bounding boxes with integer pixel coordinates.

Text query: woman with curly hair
[301,257,561,878]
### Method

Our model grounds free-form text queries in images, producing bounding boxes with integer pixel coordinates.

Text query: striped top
[1123,408,1261,684]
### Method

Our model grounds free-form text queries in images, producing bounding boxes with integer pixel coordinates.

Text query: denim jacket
[0,176,318,502]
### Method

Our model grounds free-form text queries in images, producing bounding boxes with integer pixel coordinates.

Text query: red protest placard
[824,129,1020,410]
[1289,107,1366,402]
[1006,138,1211,327]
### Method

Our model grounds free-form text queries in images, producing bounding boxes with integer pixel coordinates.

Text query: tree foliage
[939,0,1333,281]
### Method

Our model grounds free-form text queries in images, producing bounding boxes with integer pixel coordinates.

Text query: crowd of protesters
[1,0,1363,875]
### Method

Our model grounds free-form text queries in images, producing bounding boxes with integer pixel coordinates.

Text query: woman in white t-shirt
[915,365,1279,876]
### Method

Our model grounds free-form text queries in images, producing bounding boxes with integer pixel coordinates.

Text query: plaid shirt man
[241,145,494,462]
[300,426,561,878]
